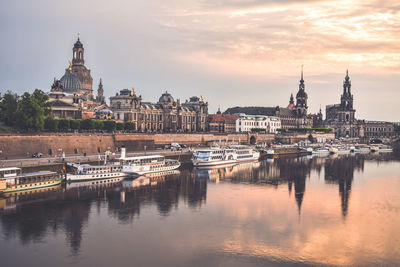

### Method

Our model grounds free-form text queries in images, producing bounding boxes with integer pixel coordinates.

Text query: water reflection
[0,153,399,266]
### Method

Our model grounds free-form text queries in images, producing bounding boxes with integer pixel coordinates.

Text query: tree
[124,121,135,131]
[58,119,70,131]
[94,120,104,131]
[104,120,116,132]
[116,122,124,131]
[44,117,58,131]
[32,89,52,116]
[0,91,18,126]
[81,119,94,131]
[15,92,46,131]
[70,119,81,130]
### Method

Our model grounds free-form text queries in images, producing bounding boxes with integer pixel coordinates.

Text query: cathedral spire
[345,69,349,82]
[300,65,304,83]
[289,93,294,104]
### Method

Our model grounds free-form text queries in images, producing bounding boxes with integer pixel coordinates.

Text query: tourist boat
[350,146,356,153]
[370,146,379,152]
[192,146,259,167]
[0,167,62,194]
[66,163,128,182]
[328,147,339,154]
[266,149,275,158]
[306,147,313,155]
[120,155,180,175]
[379,145,393,152]
[312,148,329,155]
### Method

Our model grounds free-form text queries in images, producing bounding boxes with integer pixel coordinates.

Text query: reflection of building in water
[0,170,206,255]
[324,155,365,217]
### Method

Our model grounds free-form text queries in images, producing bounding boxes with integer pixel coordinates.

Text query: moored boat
[0,168,62,194]
[66,163,128,182]
[370,146,379,152]
[328,147,338,154]
[121,155,180,175]
[192,146,259,167]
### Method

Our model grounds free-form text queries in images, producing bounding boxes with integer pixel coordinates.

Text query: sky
[0,0,399,121]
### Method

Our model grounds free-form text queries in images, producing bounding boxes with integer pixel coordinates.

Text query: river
[1,153,399,266]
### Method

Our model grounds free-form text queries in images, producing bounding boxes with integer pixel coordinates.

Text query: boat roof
[0,171,57,179]
[118,155,164,161]
[0,167,22,172]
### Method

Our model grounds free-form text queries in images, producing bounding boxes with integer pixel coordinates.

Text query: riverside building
[110,89,208,132]
[48,35,105,119]
[235,114,281,133]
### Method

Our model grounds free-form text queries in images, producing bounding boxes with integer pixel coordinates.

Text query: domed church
[49,35,106,119]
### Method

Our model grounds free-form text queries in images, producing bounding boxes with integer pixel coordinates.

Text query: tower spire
[300,65,304,83]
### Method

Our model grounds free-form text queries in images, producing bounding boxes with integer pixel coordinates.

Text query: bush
[116,122,124,131]
[70,119,81,130]
[104,120,116,132]
[81,119,94,131]
[44,117,58,131]
[94,120,104,131]
[58,119,70,131]
[124,121,135,131]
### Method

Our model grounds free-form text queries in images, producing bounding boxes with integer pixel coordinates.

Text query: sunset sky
[0,0,399,121]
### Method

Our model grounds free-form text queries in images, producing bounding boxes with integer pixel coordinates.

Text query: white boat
[266,149,275,157]
[120,155,180,175]
[66,163,128,182]
[350,146,355,153]
[192,146,259,167]
[312,148,329,155]
[306,147,313,154]
[328,147,338,154]
[370,146,379,152]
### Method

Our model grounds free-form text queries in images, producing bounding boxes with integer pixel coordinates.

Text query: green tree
[32,89,52,116]
[44,117,58,131]
[0,91,18,126]
[94,120,104,131]
[116,122,124,131]
[104,120,116,132]
[124,121,135,131]
[15,92,46,131]
[81,119,94,131]
[58,119,70,131]
[70,119,81,130]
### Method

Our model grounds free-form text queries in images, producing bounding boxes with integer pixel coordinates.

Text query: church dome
[74,38,83,48]
[60,71,82,93]
[158,91,174,103]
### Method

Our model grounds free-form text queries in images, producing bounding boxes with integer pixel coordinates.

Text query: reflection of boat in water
[194,161,261,181]
[122,170,180,189]
[65,177,126,189]
[0,167,63,194]
[192,146,259,167]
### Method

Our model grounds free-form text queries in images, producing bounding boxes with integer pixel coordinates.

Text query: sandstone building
[110,89,208,132]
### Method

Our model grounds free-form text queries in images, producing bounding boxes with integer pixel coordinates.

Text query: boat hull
[122,163,180,175]
[0,179,63,194]
[66,172,128,182]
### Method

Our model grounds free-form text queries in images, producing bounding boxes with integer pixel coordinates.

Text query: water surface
[1,154,400,266]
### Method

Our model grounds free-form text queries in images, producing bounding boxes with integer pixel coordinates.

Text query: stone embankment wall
[0,132,334,158]
[0,133,275,158]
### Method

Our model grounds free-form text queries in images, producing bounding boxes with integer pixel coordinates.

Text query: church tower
[67,34,93,99]
[340,69,353,110]
[72,35,84,65]
[96,78,105,104]
[295,66,308,116]
[339,70,355,122]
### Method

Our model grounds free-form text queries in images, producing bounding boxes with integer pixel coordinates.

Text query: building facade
[235,113,281,133]
[225,68,313,130]
[207,110,238,133]
[110,89,208,132]
[325,71,362,138]
[48,36,104,119]
[362,121,395,139]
